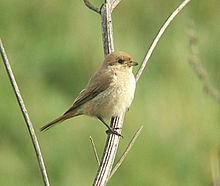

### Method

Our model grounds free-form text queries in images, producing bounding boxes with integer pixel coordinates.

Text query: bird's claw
[105,128,123,137]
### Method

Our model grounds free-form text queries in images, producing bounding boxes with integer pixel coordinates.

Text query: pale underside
[65,67,136,120]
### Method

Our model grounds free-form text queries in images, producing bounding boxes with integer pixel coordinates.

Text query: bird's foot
[105,128,123,137]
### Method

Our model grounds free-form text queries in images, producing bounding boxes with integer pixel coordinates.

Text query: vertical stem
[93,1,124,185]
[93,116,124,186]
[0,39,50,186]
[101,2,114,56]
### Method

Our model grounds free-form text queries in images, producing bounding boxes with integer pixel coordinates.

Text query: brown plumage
[40,51,138,133]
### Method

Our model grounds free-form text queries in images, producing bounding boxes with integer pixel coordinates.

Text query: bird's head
[103,51,138,71]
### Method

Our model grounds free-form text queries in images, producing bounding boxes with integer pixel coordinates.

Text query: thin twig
[108,125,143,181]
[0,39,50,186]
[135,0,192,82]
[188,26,220,103]
[83,0,101,14]
[90,136,100,166]
[110,0,122,12]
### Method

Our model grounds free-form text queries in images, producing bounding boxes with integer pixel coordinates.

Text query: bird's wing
[64,69,113,115]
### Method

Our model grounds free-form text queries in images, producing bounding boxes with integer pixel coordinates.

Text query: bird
[40,51,138,136]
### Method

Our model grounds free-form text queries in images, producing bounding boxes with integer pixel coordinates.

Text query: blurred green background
[0,0,220,185]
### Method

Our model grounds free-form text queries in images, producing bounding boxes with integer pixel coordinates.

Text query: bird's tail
[40,107,79,131]
[40,115,67,131]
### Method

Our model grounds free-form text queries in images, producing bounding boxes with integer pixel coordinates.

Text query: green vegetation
[0,0,219,185]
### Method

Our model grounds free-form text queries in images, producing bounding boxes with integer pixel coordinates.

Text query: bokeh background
[0,0,220,185]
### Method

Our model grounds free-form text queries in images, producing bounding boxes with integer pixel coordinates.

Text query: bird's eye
[118,59,124,64]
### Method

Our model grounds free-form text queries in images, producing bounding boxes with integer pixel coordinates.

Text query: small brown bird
[40,51,138,135]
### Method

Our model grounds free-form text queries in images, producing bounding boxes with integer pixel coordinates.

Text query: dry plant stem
[108,125,143,181]
[94,116,124,186]
[90,136,100,166]
[110,0,122,12]
[91,0,124,185]
[101,2,115,56]
[0,39,50,186]
[135,0,192,82]
[83,0,101,14]
[188,27,220,103]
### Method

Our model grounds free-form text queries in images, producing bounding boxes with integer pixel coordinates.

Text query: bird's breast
[82,70,136,119]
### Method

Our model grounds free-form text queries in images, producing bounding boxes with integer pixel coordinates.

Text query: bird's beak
[127,61,138,67]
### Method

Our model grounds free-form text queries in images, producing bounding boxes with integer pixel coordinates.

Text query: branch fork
[83,0,191,185]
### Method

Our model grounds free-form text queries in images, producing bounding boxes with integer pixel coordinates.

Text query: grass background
[0,0,219,185]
